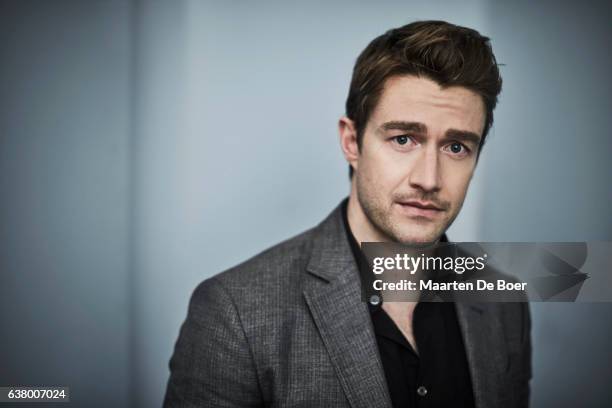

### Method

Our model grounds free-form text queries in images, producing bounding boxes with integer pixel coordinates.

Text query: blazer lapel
[455,303,508,408]
[303,204,392,408]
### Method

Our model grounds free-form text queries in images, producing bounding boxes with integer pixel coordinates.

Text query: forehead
[369,75,486,136]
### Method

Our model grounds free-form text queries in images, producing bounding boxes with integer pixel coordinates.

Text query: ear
[338,116,360,172]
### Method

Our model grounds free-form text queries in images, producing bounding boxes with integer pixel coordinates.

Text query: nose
[408,146,441,192]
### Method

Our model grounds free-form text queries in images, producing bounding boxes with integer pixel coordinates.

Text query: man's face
[349,75,485,245]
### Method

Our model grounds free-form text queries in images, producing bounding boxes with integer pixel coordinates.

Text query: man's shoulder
[476,301,531,343]
[190,223,320,310]
[219,225,316,285]
[486,301,530,320]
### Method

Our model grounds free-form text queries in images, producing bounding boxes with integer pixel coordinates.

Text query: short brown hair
[345,20,502,177]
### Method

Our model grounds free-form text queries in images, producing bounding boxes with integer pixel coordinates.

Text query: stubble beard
[355,172,462,246]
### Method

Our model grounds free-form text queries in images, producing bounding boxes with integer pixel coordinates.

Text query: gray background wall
[1,1,610,407]
[0,1,131,407]
[482,2,612,406]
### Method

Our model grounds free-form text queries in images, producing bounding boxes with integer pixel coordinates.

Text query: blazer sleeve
[514,301,532,408]
[163,277,263,407]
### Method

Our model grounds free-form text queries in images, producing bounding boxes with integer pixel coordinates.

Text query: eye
[389,134,420,151]
[392,135,414,146]
[396,135,409,145]
[444,141,470,157]
[450,142,463,153]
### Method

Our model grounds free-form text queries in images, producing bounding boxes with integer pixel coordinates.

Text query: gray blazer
[164,202,531,407]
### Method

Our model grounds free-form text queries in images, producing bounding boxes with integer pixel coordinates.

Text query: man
[164,20,531,408]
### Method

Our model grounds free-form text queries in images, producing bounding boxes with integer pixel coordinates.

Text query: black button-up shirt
[341,201,475,408]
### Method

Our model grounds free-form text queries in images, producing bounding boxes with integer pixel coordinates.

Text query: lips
[396,200,444,219]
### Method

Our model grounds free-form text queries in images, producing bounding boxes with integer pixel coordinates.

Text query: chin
[390,221,445,246]
[399,238,437,248]
[394,231,439,247]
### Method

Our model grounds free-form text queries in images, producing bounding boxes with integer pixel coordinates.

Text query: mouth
[396,200,445,219]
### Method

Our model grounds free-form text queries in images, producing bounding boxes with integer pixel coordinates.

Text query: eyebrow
[445,129,482,146]
[380,121,427,133]
[379,121,482,146]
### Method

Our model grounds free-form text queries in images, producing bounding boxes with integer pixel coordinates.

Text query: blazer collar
[305,200,356,283]
[303,200,393,408]
[455,302,508,408]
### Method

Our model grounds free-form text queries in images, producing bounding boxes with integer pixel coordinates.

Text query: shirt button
[416,385,428,397]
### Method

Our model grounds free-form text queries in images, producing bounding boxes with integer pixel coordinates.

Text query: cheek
[442,162,474,204]
[362,144,407,188]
